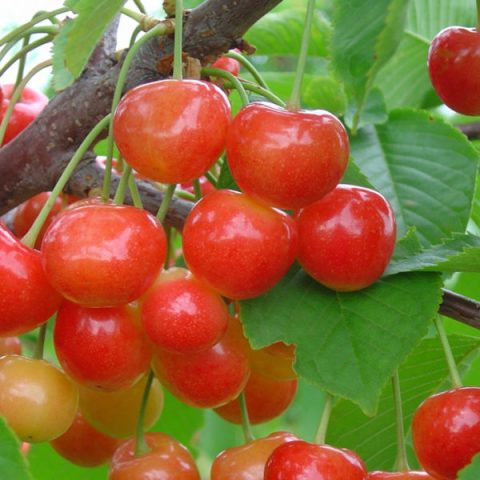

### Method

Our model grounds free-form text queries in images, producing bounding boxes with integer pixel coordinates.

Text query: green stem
[173,0,183,79]
[113,165,133,205]
[392,371,410,472]
[0,59,52,146]
[315,392,333,444]
[129,24,143,47]
[14,35,30,89]
[120,7,146,23]
[193,178,202,201]
[134,370,154,456]
[32,323,48,360]
[204,170,218,187]
[239,81,286,107]
[128,175,144,209]
[239,392,255,443]
[434,316,463,388]
[0,7,69,46]
[133,0,147,14]
[287,0,316,110]
[225,50,269,89]
[102,21,174,201]
[175,189,196,201]
[202,67,249,107]
[0,36,53,78]
[22,115,111,248]
[156,184,176,223]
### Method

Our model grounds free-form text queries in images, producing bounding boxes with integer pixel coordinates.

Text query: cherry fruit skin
[109,432,200,480]
[0,224,62,336]
[226,102,349,210]
[264,441,368,480]
[50,411,122,467]
[211,50,241,77]
[182,189,298,299]
[211,431,299,480]
[41,201,166,307]
[141,267,229,353]
[428,27,480,115]
[0,355,78,443]
[113,79,231,184]
[296,185,396,291]
[250,342,297,380]
[54,301,152,391]
[368,472,435,479]
[412,387,480,480]
[0,84,48,144]
[214,370,298,425]
[0,336,21,355]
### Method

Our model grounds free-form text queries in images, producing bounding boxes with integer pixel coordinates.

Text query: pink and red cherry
[428,27,480,115]
[296,184,396,291]
[226,102,349,210]
[113,79,231,184]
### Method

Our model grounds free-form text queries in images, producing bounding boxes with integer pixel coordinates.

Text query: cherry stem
[133,0,147,14]
[175,189,196,201]
[14,35,30,90]
[434,316,463,388]
[134,369,154,457]
[0,7,69,46]
[392,370,410,472]
[227,80,286,107]
[173,0,183,80]
[113,165,133,205]
[239,392,255,443]
[129,25,143,47]
[287,0,315,110]
[0,59,52,147]
[201,67,249,106]
[32,322,48,360]
[204,170,218,186]
[102,21,174,202]
[225,51,269,89]
[22,114,111,248]
[128,175,144,209]
[156,184,177,224]
[315,392,333,444]
[193,179,202,201]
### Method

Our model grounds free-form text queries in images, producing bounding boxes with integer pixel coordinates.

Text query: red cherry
[0,224,62,336]
[428,27,480,115]
[214,370,298,425]
[368,472,435,479]
[250,342,297,380]
[50,411,122,467]
[41,201,166,307]
[0,336,22,356]
[108,432,200,480]
[212,50,241,77]
[180,176,216,200]
[226,102,349,210]
[182,189,298,300]
[211,431,299,480]
[152,316,251,408]
[0,84,48,145]
[113,79,231,184]
[54,301,152,391]
[412,387,480,480]
[141,267,229,354]
[296,185,396,292]
[264,441,368,480]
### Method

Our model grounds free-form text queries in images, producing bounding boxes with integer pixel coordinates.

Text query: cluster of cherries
[0,37,479,479]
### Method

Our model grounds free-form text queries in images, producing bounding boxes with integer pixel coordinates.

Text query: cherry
[0,336,21,355]
[0,355,78,442]
[50,411,122,467]
[226,102,349,210]
[214,370,298,425]
[54,301,152,391]
[113,79,231,184]
[264,441,368,480]
[108,432,200,479]
[0,84,48,145]
[140,267,229,354]
[368,472,435,479]
[211,431,299,480]
[180,176,216,200]
[0,223,62,336]
[211,50,241,77]
[78,374,164,438]
[428,27,480,115]
[41,201,167,307]
[182,189,298,300]
[250,342,297,380]
[296,185,396,292]
[412,387,480,480]
[152,316,251,408]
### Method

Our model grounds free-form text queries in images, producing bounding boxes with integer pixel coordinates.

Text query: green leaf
[216,161,239,191]
[52,20,75,91]
[341,158,375,189]
[302,75,347,116]
[345,88,388,129]
[459,453,480,480]
[332,0,409,117]
[387,233,480,275]
[0,418,32,480]
[350,110,479,246]
[240,264,442,415]
[52,0,126,90]
[327,334,480,470]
